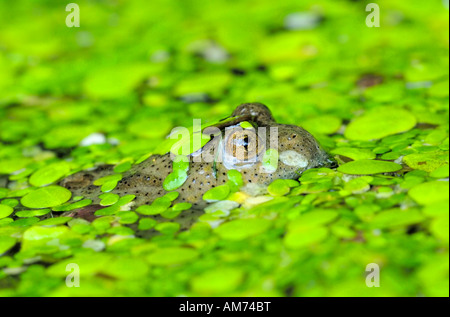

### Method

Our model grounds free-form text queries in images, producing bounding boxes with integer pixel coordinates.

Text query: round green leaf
[215,218,271,240]
[0,205,14,219]
[21,186,72,209]
[284,227,328,249]
[29,161,71,187]
[203,184,230,201]
[338,160,402,175]
[146,247,198,265]
[345,107,417,141]
[191,267,244,295]
[408,181,449,205]
[267,179,291,196]
[331,147,376,161]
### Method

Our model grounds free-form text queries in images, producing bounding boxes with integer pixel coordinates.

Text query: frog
[60,102,334,230]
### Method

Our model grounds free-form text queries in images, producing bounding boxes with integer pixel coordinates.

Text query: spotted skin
[59,103,332,233]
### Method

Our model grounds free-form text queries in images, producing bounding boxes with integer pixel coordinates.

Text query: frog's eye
[225,129,263,161]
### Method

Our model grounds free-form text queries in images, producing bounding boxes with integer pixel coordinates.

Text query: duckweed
[345,107,417,141]
[20,186,72,209]
[337,160,403,175]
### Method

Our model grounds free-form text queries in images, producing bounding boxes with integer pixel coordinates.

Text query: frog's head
[197,103,334,184]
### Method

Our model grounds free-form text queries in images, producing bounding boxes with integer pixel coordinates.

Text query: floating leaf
[154,222,180,234]
[163,171,188,192]
[338,160,402,175]
[408,181,449,205]
[0,236,16,254]
[191,267,244,295]
[215,218,271,240]
[93,174,123,186]
[37,217,72,226]
[288,209,339,230]
[136,194,173,215]
[15,209,51,218]
[345,107,417,141]
[172,202,192,211]
[163,156,190,191]
[227,169,243,192]
[430,164,449,178]
[203,184,230,201]
[52,199,92,212]
[0,205,13,219]
[331,147,376,161]
[430,216,449,244]
[21,186,72,209]
[161,208,182,219]
[267,179,291,196]
[146,247,198,265]
[1,199,18,208]
[302,115,342,135]
[403,151,448,172]
[239,121,254,129]
[113,161,132,173]
[284,227,328,249]
[117,211,139,224]
[99,193,120,206]
[29,161,71,187]
[138,218,157,230]
[369,208,424,228]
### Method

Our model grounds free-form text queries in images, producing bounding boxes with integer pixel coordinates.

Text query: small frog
[60,103,333,228]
